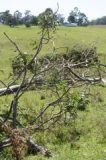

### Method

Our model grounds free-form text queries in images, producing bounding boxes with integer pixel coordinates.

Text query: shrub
[25,22,31,28]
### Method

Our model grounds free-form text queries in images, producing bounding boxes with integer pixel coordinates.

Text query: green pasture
[0,25,106,75]
[0,25,106,79]
[0,25,106,160]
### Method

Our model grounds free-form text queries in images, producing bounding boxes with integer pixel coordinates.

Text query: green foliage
[68,44,98,64]
[38,44,98,66]
[77,96,89,111]
[38,8,57,30]
[31,16,38,26]
[1,10,12,25]
[68,7,88,26]
[25,22,31,28]
[64,91,89,112]
[12,54,25,75]
[90,16,106,25]
[11,53,38,76]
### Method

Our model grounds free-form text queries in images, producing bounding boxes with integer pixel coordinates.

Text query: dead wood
[0,138,51,157]
[0,139,11,151]
[0,76,105,97]
[27,139,52,157]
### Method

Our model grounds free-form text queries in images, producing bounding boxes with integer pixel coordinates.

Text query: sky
[0,0,106,20]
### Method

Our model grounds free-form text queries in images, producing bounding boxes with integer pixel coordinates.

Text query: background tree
[68,7,88,26]
[14,10,22,25]
[31,15,38,25]
[90,16,106,25]
[0,12,4,23]
[78,12,88,26]
[68,12,76,23]
[2,10,13,26]
[38,8,57,29]
[56,13,65,25]
[68,7,79,23]
[23,10,32,27]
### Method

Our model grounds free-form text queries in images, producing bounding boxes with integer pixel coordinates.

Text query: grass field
[0,25,106,79]
[0,25,106,160]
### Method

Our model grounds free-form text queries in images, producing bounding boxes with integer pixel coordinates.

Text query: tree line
[90,16,106,25]
[0,7,89,27]
[0,10,38,27]
[1,7,106,27]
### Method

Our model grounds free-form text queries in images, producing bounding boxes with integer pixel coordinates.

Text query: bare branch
[4,32,23,57]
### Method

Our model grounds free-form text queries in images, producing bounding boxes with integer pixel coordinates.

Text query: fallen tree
[0,7,106,160]
[0,76,106,96]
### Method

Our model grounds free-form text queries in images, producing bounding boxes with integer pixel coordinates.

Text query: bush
[68,44,98,65]
[25,22,31,28]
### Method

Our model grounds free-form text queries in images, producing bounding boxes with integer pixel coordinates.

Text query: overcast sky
[0,0,106,20]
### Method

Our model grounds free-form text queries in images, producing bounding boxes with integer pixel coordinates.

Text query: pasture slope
[0,25,106,160]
